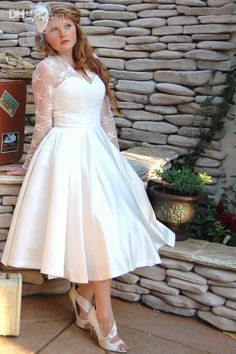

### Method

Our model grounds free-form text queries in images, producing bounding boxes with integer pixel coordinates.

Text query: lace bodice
[23,55,119,169]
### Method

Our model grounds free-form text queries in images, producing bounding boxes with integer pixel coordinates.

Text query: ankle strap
[77,293,92,313]
[107,322,118,340]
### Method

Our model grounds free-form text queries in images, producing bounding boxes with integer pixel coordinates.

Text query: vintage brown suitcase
[0,79,26,165]
[0,273,22,336]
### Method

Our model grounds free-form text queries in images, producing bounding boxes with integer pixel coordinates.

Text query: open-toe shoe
[88,306,129,353]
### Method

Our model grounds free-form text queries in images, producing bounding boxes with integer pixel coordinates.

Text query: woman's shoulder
[34,55,58,71]
[33,55,59,80]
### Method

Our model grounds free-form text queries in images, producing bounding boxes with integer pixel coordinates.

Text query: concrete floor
[0,294,235,354]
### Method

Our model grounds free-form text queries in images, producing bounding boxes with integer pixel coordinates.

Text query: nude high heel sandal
[88,306,129,353]
[68,284,92,331]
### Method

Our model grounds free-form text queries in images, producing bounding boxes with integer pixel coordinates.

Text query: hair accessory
[32,2,50,33]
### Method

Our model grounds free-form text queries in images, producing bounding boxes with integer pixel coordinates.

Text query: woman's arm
[23,62,55,169]
[101,95,119,150]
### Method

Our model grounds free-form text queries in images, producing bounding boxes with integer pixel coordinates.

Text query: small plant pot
[148,184,203,241]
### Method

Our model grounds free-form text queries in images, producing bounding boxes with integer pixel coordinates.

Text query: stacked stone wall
[0,0,236,196]
[112,239,236,332]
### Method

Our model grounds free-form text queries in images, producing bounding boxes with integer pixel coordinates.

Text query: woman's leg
[93,279,113,335]
[93,279,129,351]
[76,282,94,320]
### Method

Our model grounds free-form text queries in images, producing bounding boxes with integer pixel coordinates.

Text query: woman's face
[45,16,77,55]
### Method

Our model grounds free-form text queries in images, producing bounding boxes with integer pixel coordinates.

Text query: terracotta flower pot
[148,184,203,241]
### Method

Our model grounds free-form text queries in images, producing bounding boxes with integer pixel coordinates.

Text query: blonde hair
[35,5,118,112]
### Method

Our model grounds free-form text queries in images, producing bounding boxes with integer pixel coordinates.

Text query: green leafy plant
[154,167,212,196]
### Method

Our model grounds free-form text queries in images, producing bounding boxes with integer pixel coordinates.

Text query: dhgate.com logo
[8,9,64,22]
[9,9,36,22]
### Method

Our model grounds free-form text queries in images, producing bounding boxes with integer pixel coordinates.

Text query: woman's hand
[0,165,27,176]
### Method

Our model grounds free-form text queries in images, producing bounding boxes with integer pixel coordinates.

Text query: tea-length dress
[1,55,175,283]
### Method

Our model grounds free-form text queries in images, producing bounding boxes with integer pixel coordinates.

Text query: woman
[0,4,175,353]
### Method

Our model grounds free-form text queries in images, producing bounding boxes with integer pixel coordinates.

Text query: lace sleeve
[23,62,55,169]
[101,96,119,150]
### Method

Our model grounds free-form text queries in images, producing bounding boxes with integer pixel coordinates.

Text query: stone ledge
[0,173,24,185]
[160,239,236,271]
[0,69,33,79]
[121,146,178,179]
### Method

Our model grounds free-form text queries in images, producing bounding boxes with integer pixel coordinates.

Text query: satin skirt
[1,126,175,283]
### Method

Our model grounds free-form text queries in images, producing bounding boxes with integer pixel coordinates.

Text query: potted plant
[148,166,212,241]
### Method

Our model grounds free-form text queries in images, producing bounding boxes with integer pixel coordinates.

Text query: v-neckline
[55,55,93,85]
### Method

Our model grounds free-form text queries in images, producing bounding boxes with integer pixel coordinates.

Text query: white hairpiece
[32,2,50,33]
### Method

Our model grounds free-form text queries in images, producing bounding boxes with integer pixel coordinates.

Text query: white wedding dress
[1,55,175,283]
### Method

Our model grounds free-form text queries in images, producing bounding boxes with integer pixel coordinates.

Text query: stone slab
[197,60,231,72]
[126,59,196,71]
[116,80,155,94]
[115,272,139,284]
[150,93,195,105]
[132,266,166,281]
[156,83,195,96]
[88,35,126,48]
[182,290,225,306]
[160,239,236,271]
[140,278,180,296]
[212,306,236,321]
[168,134,200,147]
[110,69,153,81]
[154,70,213,87]
[0,213,12,228]
[112,279,149,294]
[100,57,125,69]
[145,105,177,115]
[193,244,236,271]
[168,277,208,294]
[90,10,137,20]
[198,311,236,332]
[160,257,194,271]
[168,43,196,51]
[116,92,148,104]
[120,128,167,144]
[183,24,236,34]
[122,109,163,121]
[152,291,210,310]
[0,173,24,185]
[96,48,148,59]
[185,49,228,61]
[0,266,44,285]
[150,50,184,59]
[22,278,70,296]
[210,286,236,300]
[226,300,236,310]
[115,27,151,35]
[122,147,178,176]
[165,114,211,127]
[133,121,178,134]
[111,288,140,301]
[166,269,207,285]
[129,18,167,28]
[0,229,8,241]
[198,15,236,24]
[142,294,197,317]
[194,265,236,282]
